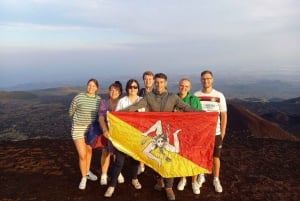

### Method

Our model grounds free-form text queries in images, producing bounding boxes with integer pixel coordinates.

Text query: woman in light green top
[69,78,101,190]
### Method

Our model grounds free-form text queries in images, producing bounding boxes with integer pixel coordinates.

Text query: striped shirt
[194,89,227,135]
[69,92,101,126]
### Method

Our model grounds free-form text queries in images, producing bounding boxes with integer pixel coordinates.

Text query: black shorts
[213,135,223,158]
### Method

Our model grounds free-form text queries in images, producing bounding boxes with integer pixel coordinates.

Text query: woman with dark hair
[98,81,124,186]
[69,78,101,190]
[103,79,143,198]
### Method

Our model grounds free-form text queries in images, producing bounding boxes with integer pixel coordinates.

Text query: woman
[69,78,101,190]
[104,79,143,198]
[98,81,124,185]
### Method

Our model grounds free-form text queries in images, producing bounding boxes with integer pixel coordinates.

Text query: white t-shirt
[194,89,227,135]
[116,96,143,111]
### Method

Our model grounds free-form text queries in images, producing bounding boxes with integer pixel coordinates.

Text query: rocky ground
[0,137,299,201]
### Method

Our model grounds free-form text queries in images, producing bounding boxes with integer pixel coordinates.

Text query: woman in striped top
[69,78,101,190]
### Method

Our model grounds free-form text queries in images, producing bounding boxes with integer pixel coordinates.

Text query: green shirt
[178,92,202,110]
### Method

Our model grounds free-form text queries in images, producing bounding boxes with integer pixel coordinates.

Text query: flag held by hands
[108,112,218,178]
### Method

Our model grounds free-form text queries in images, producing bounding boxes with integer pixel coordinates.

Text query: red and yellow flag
[108,112,218,178]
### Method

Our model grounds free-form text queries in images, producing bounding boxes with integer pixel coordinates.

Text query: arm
[121,97,148,111]
[99,115,110,139]
[68,96,77,118]
[219,93,227,139]
[220,111,227,140]
[176,97,199,112]
[98,99,110,138]
[192,96,202,110]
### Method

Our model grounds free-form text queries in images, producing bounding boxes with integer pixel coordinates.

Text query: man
[194,70,227,193]
[176,78,203,194]
[137,70,154,174]
[138,70,154,97]
[123,73,199,201]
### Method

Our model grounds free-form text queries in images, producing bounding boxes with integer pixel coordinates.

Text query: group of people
[68,70,227,201]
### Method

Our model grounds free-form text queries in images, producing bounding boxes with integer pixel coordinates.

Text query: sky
[0,0,300,88]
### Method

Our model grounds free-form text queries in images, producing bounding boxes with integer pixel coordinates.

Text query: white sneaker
[117,173,125,183]
[197,174,206,187]
[192,182,200,194]
[100,174,107,185]
[78,177,87,190]
[177,177,187,191]
[213,178,223,193]
[104,186,115,197]
[132,179,142,189]
[137,165,145,175]
[87,171,98,181]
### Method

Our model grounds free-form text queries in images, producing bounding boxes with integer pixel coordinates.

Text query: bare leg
[101,149,110,174]
[73,139,88,177]
[86,144,93,173]
[213,157,220,177]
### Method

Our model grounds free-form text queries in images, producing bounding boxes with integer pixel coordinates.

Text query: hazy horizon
[1,1,300,89]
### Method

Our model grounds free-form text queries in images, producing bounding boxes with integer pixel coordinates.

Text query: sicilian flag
[108,112,218,178]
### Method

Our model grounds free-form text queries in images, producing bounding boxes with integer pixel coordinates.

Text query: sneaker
[165,188,175,200]
[197,174,206,187]
[132,179,142,189]
[104,186,115,197]
[213,178,223,193]
[154,181,165,191]
[100,174,107,185]
[87,171,98,181]
[117,173,125,183]
[192,182,200,194]
[177,178,187,191]
[137,165,145,175]
[78,177,87,190]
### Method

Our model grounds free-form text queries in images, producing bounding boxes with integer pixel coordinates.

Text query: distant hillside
[227,103,299,141]
[0,91,38,101]
[2,76,300,99]
[0,88,299,141]
[229,97,300,137]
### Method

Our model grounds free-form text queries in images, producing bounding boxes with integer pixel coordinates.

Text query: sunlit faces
[201,73,214,89]
[144,75,154,89]
[86,81,98,96]
[109,86,121,100]
[155,78,167,94]
[178,79,191,97]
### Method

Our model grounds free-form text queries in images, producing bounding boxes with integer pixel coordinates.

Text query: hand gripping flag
[108,112,218,178]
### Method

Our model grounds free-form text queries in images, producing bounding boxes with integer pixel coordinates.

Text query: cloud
[0,0,299,87]
[0,22,89,31]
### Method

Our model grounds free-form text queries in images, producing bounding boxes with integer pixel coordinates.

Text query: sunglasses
[128,86,138,89]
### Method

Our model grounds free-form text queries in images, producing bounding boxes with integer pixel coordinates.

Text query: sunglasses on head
[128,86,138,89]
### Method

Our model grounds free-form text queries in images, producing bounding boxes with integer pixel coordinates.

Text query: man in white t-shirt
[194,70,227,193]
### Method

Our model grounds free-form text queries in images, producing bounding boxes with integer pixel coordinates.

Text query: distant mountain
[229,97,300,137]
[0,88,299,141]
[2,76,300,99]
[227,103,299,141]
